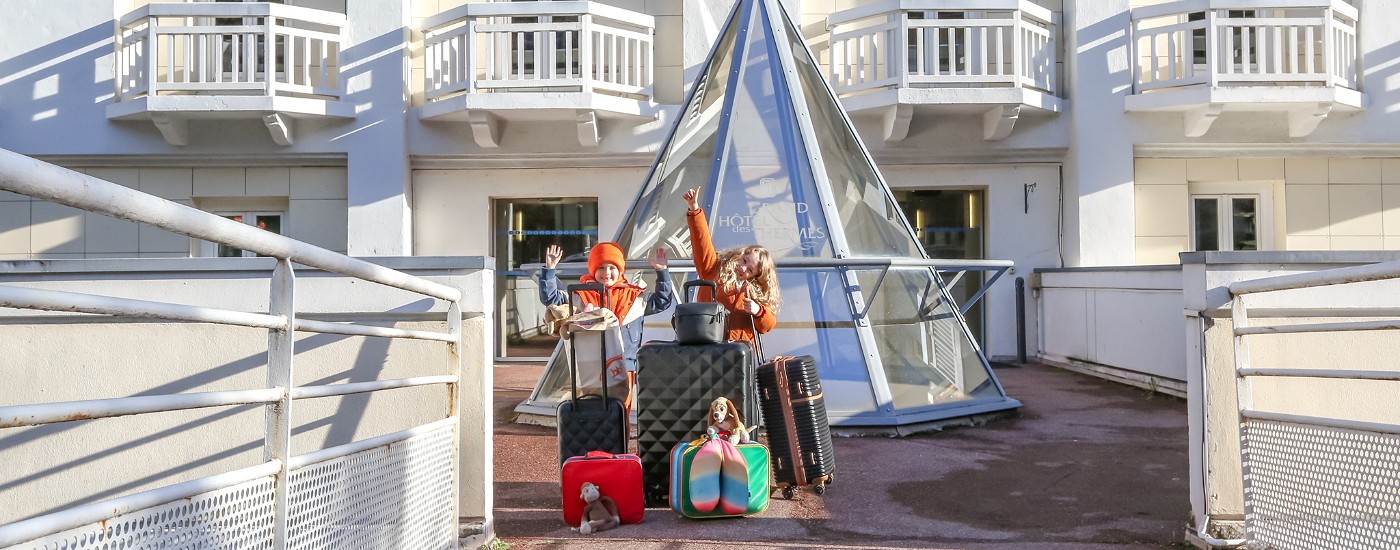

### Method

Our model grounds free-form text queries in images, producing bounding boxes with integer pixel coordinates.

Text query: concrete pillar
[343,0,412,256]
[1063,0,1135,266]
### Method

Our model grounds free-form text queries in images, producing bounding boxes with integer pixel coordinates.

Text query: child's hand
[682,186,701,212]
[544,244,563,269]
[649,247,668,270]
[742,297,760,315]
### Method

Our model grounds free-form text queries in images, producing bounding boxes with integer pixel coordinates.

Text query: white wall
[0,166,348,259]
[1035,266,1185,395]
[0,257,495,528]
[410,167,648,257]
[1134,157,1400,264]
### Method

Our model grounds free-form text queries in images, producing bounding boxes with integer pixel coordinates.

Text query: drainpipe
[1194,515,1245,548]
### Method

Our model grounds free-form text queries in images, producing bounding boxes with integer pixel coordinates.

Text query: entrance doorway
[893,189,986,343]
[493,197,598,359]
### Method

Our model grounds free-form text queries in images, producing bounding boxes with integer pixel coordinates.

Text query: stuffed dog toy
[705,396,749,445]
[575,482,620,535]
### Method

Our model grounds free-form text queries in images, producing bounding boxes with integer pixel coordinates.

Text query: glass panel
[1231,196,1258,251]
[1193,197,1219,251]
[781,8,923,258]
[859,268,1000,409]
[615,4,743,260]
[705,4,833,258]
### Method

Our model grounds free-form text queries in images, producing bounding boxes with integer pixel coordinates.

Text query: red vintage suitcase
[561,451,645,527]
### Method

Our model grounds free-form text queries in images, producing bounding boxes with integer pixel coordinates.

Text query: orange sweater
[687,208,778,347]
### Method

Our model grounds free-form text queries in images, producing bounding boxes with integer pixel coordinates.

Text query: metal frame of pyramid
[516,0,1020,432]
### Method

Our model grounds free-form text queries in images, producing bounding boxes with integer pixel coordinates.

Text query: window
[1191,194,1259,251]
[200,212,284,257]
[1190,10,1258,66]
[205,0,286,81]
[908,11,967,75]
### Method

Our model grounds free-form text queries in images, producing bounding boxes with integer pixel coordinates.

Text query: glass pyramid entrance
[517,0,1020,430]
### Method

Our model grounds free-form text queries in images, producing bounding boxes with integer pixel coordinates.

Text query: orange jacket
[687,208,777,347]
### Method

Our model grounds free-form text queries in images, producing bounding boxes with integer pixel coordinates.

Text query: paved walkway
[490,362,1190,549]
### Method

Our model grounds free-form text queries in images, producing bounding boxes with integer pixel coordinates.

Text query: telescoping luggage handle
[682,279,717,304]
[566,282,611,405]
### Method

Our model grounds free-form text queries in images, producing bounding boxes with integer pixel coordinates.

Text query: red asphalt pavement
[489,361,1191,549]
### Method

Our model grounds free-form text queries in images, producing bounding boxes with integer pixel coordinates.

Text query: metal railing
[422,1,654,102]
[0,148,463,549]
[827,0,1057,97]
[1131,0,1358,94]
[1228,260,1400,549]
[115,2,345,102]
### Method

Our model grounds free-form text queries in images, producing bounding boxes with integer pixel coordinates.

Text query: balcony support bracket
[468,112,502,149]
[150,113,189,147]
[983,105,1021,141]
[882,104,913,142]
[1288,102,1333,138]
[576,110,600,147]
[1184,103,1224,138]
[263,114,294,147]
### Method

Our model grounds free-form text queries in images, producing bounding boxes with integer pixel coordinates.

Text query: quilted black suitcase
[556,284,628,465]
[757,354,835,498]
[634,340,758,506]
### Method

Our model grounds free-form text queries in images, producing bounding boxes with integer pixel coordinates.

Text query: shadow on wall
[0,22,117,151]
[0,298,443,524]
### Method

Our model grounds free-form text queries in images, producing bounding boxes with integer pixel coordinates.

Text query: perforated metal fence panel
[1241,418,1400,550]
[19,477,277,549]
[287,424,457,550]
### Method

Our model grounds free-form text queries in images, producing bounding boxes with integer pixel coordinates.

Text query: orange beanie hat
[587,242,626,274]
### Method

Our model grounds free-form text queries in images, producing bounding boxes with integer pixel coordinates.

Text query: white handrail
[0,388,287,429]
[291,375,459,400]
[1230,259,1400,296]
[0,284,288,329]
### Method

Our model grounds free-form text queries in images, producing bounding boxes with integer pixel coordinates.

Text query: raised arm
[644,247,675,315]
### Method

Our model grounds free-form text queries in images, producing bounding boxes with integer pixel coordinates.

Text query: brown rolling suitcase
[756,354,835,499]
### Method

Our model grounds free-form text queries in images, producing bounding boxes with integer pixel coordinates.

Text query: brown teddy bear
[575,482,620,535]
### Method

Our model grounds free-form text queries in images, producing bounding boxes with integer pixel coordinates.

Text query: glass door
[493,197,598,359]
[894,189,986,342]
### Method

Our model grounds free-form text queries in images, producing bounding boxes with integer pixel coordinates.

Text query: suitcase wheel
[782,486,795,500]
[813,482,826,496]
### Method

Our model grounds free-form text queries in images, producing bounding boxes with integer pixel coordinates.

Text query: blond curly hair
[714,245,780,312]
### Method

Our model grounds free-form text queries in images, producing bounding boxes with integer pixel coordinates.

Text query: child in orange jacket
[681,186,779,349]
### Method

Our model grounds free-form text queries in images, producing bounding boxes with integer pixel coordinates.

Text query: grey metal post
[1015,276,1026,364]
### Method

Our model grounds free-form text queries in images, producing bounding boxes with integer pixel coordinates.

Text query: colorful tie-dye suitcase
[668,434,770,518]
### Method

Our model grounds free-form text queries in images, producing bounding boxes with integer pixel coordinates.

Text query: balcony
[108,2,351,146]
[420,1,655,148]
[826,0,1061,142]
[1127,0,1363,138]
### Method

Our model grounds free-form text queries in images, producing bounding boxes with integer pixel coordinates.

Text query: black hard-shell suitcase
[556,284,628,465]
[757,354,835,498]
[634,340,758,506]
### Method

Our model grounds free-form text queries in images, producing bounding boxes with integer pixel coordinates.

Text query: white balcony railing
[827,0,1057,97]
[115,2,345,102]
[423,1,654,102]
[1131,0,1358,94]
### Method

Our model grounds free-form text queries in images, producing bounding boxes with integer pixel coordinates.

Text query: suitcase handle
[682,279,717,303]
[565,283,611,404]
